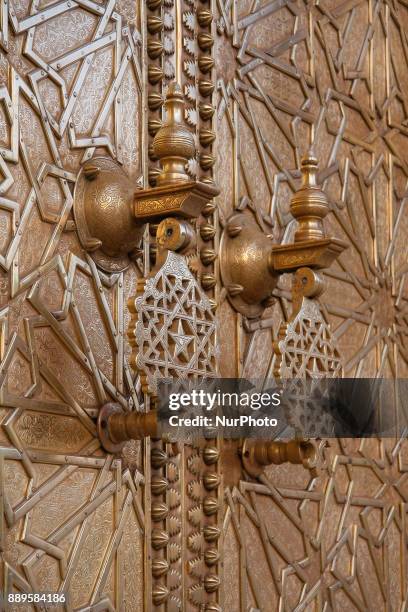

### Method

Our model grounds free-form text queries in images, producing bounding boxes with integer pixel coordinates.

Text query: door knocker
[73,82,218,272]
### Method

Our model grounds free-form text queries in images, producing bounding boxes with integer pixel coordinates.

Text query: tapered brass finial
[290,151,329,242]
[152,82,196,185]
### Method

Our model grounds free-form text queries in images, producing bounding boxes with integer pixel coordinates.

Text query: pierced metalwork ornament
[0,0,405,607]
[128,250,218,396]
[274,267,343,380]
[273,268,343,437]
[275,298,342,378]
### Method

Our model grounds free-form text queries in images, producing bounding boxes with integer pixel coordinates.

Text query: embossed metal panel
[1,0,408,611]
[0,0,147,609]
[214,0,408,610]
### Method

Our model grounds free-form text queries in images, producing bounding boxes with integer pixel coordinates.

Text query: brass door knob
[242,438,319,477]
[98,402,158,453]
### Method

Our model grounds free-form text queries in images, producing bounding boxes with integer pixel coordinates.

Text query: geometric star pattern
[0,0,145,607]
[169,319,194,363]
[223,439,408,610]
[0,0,408,609]
[128,250,218,396]
[215,0,408,610]
[274,297,343,379]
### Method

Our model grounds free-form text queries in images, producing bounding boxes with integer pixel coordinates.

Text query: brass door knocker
[220,152,347,318]
[74,82,218,272]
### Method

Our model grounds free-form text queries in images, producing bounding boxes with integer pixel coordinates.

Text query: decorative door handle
[97,402,320,476]
[220,152,347,318]
[73,82,218,272]
[241,438,320,477]
[97,402,159,453]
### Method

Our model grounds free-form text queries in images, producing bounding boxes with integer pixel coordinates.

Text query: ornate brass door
[1,0,408,610]
[213,1,408,610]
[0,0,147,608]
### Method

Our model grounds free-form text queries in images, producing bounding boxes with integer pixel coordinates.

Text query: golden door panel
[0,0,146,609]
[214,0,408,610]
[1,0,408,611]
